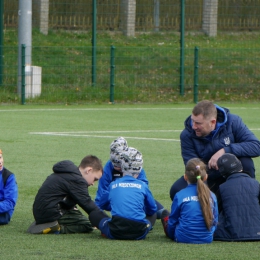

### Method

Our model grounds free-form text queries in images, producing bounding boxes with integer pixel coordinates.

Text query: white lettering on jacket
[112,183,142,189]
[183,196,199,202]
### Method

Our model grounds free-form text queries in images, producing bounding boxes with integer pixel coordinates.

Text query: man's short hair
[79,155,103,173]
[192,100,217,120]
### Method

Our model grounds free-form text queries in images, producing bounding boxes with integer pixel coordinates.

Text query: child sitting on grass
[27,155,108,234]
[89,147,157,240]
[214,153,260,241]
[161,158,218,244]
[95,136,164,218]
[0,149,18,225]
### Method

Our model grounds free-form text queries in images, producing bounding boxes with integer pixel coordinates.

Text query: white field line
[30,130,182,134]
[29,127,260,142]
[0,108,191,112]
[29,131,180,142]
[1,107,260,112]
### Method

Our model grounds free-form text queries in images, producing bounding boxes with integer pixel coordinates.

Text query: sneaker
[27,220,60,234]
[161,209,170,235]
[161,209,170,220]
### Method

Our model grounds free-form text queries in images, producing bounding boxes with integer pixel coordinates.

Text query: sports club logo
[224,137,230,146]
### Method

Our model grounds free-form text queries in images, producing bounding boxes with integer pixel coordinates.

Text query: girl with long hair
[161,158,218,244]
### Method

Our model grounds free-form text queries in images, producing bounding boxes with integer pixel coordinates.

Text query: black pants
[89,210,156,230]
[0,212,10,225]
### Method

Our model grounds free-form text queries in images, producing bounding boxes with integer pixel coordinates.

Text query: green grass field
[1,102,260,260]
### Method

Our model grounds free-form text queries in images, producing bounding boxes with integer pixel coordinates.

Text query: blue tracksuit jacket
[95,160,149,210]
[167,184,218,244]
[0,168,18,222]
[101,175,157,220]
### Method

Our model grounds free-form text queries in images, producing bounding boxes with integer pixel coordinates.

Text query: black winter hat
[217,153,243,177]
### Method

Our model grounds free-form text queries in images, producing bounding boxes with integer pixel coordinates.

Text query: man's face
[0,153,3,171]
[80,167,102,186]
[191,114,216,137]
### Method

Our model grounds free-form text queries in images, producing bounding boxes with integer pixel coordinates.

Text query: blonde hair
[185,158,213,230]
[0,149,2,154]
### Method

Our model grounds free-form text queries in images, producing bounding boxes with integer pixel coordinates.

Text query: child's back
[161,158,218,244]
[169,184,217,243]
[214,153,260,241]
[214,172,260,241]
[109,175,156,222]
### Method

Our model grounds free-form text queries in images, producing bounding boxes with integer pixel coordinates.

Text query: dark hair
[79,155,103,174]
[192,100,217,120]
[185,158,214,230]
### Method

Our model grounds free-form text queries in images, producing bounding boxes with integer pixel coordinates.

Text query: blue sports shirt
[167,184,218,244]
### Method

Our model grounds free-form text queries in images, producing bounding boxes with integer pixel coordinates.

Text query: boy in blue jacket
[0,149,18,225]
[90,147,157,240]
[95,137,164,218]
[214,153,260,241]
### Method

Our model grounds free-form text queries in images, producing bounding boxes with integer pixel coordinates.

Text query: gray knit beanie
[110,137,128,168]
[121,147,143,176]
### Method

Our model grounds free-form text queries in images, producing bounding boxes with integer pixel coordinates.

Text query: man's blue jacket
[180,105,260,182]
[181,105,260,164]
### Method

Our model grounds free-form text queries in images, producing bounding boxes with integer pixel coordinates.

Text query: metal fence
[1,0,260,104]
[5,0,260,32]
[4,43,260,104]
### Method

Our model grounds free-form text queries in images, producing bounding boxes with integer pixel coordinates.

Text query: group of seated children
[2,137,260,243]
